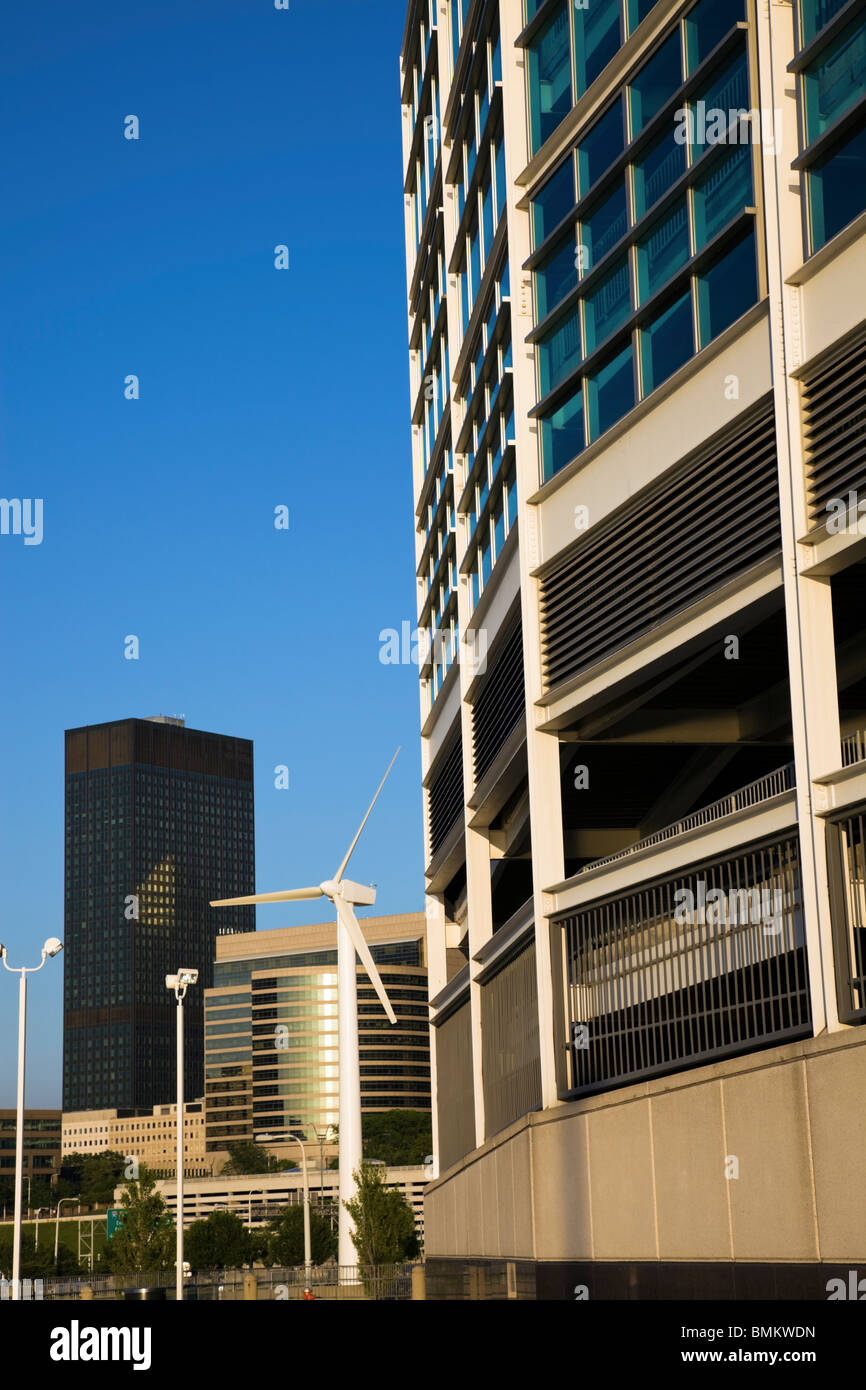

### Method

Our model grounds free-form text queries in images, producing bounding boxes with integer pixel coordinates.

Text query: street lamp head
[177,968,198,986]
[43,938,63,958]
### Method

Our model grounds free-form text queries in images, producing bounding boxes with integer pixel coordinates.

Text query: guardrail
[842,730,866,767]
[576,762,796,876]
[30,1263,419,1301]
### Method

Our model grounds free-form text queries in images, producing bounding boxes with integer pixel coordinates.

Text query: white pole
[300,1144,311,1286]
[12,971,26,1301]
[337,913,362,1271]
[176,995,184,1303]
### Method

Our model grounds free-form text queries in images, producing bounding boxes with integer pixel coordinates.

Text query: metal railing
[561,835,811,1095]
[842,729,866,767]
[826,805,866,1024]
[576,763,796,876]
[32,1263,418,1302]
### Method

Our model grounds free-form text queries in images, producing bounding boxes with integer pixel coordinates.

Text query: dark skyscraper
[63,716,255,1112]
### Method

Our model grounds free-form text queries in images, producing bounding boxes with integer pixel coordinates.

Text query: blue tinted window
[586,342,635,439]
[528,2,573,154]
[495,134,507,222]
[636,199,690,302]
[506,469,517,528]
[632,127,687,218]
[574,0,621,96]
[580,180,629,268]
[451,0,461,67]
[685,0,744,74]
[629,33,682,136]
[640,291,694,394]
[532,158,576,246]
[803,15,866,145]
[697,226,758,345]
[536,232,578,320]
[539,304,582,396]
[693,143,752,249]
[628,0,659,35]
[800,0,849,47]
[479,83,490,140]
[541,387,585,480]
[694,51,749,144]
[470,218,481,304]
[807,114,866,251]
[482,175,494,260]
[577,101,625,197]
[492,31,502,85]
[583,255,631,354]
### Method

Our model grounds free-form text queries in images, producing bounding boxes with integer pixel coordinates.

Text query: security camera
[43,938,63,958]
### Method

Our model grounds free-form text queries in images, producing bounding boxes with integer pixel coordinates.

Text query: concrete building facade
[62,1100,219,1178]
[401,0,866,1296]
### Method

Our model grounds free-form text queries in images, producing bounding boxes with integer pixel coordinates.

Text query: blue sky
[0,0,423,1105]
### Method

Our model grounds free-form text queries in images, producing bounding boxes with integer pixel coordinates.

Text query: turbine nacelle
[321,879,376,907]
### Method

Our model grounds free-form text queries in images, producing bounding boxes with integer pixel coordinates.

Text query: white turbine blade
[210,887,323,907]
[334,897,397,1025]
[333,749,401,884]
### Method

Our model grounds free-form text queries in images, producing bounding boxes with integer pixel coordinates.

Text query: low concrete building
[62,1101,223,1178]
[144,1166,429,1242]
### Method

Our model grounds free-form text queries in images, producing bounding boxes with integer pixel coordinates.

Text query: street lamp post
[256,1131,311,1285]
[313,1124,336,1208]
[166,968,198,1303]
[55,1197,80,1267]
[247,1189,266,1225]
[0,937,63,1301]
[33,1206,49,1249]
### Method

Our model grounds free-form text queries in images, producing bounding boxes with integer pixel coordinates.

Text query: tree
[100,1167,174,1275]
[362,1110,432,1167]
[184,1211,252,1271]
[219,1142,297,1177]
[343,1163,420,1266]
[267,1205,337,1267]
[0,1229,80,1280]
[57,1151,127,1206]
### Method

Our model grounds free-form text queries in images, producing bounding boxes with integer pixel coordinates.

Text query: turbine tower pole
[337,903,363,1269]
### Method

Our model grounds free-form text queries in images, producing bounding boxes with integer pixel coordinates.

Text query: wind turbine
[210,750,400,1269]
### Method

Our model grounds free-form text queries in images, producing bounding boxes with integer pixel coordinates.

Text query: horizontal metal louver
[802,322,866,527]
[428,733,464,858]
[540,398,780,692]
[471,621,525,785]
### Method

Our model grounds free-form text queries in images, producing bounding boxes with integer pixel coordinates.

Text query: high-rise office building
[203,914,430,1157]
[63,716,255,1112]
[402,0,866,1296]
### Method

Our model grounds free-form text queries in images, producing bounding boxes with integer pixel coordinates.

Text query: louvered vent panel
[802,324,866,527]
[428,733,464,858]
[540,399,780,692]
[472,622,525,785]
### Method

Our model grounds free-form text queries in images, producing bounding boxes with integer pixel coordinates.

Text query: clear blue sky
[0,0,423,1105]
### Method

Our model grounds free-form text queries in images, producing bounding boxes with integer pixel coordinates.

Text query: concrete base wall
[424,1029,866,1284]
